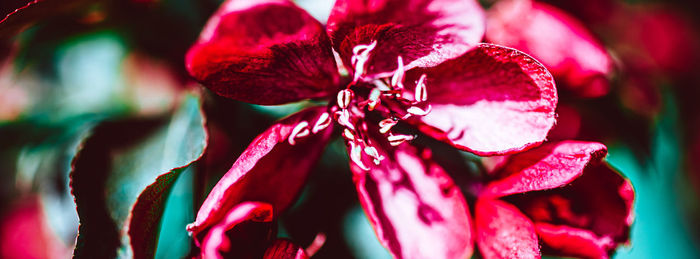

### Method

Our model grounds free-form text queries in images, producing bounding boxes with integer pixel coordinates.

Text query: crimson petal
[535,223,615,259]
[263,239,309,259]
[186,0,339,105]
[200,202,275,259]
[409,44,557,156]
[486,0,613,98]
[327,0,485,78]
[475,199,540,259]
[481,141,607,198]
[188,107,334,236]
[349,142,473,259]
[507,163,634,257]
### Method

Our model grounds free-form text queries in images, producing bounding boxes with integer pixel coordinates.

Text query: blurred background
[0,0,699,258]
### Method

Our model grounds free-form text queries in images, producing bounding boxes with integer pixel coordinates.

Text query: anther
[351,41,377,82]
[407,105,431,116]
[378,118,398,134]
[387,134,415,146]
[288,121,310,145]
[364,146,384,165]
[343,128,356,141]
[367,88,381,111]
[350,141,369,170]
[335,109,355,130]
[391,56,405,89]
[337,89,354,109]
[312,112,331,133]
[414,74,428,102]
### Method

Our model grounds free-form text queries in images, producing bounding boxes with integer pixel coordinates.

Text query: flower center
[285,41,433,170]
[339,41,433,170]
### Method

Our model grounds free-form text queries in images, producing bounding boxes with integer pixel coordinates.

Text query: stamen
[378,118,398,134]
[288,121,310,145]
[367,88,382,111]
[343,128,356,141]
[373,79,391,91]
[337,89,354,109]
[312,112,331,133]
[335,109,355,131]
[364,146,384,165]
[407,105,432,116]
[414,74,428,102]
[351,41,377,82]
[387,134,414,146]
[390,56,405,89]
[305,233,327,257]
[350,141,369,170]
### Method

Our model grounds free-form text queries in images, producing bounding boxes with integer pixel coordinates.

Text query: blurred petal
[201,202,275,259]
[410,44,557,155]
[189,107,333,236]
[0,196,69,259]
[186,0,339,105]
[327,0,485,78]
[481,141,607,198]
[615,6,700,75]
[263,239,309,259]
[535,223,614,259]
[546,104,582,140]
[507,163,634,257]
[349,142,473,259]
[475,199,540,259]
[486,0,613,98]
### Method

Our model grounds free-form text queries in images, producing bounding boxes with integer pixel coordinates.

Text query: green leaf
[70,93,206,258]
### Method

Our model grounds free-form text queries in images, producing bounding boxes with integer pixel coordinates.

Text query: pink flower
[477,141,634,259]
[485,0,614,98]
[179,0,641,258]
[197,201,314,259]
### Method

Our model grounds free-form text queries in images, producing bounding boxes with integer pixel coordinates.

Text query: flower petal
[200,202,275,259]
[186,0,339,105]
[506,163,634,257]
[349,142,473,258]
[327,0,485,78]
[481,141,607,198]
[189,107,334,236]
[486,0,613,98]
[263,239,309,259]
[0,196,70,259]
[475,199,540,259]
[409,44,557,155]
[535,223,615,259]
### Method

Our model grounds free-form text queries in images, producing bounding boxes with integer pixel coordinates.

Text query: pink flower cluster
[184,0,634,258]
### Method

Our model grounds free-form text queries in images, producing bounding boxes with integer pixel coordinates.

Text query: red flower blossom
[477,141,634,259]
[179,0,636,258]
[485,0,614,98]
